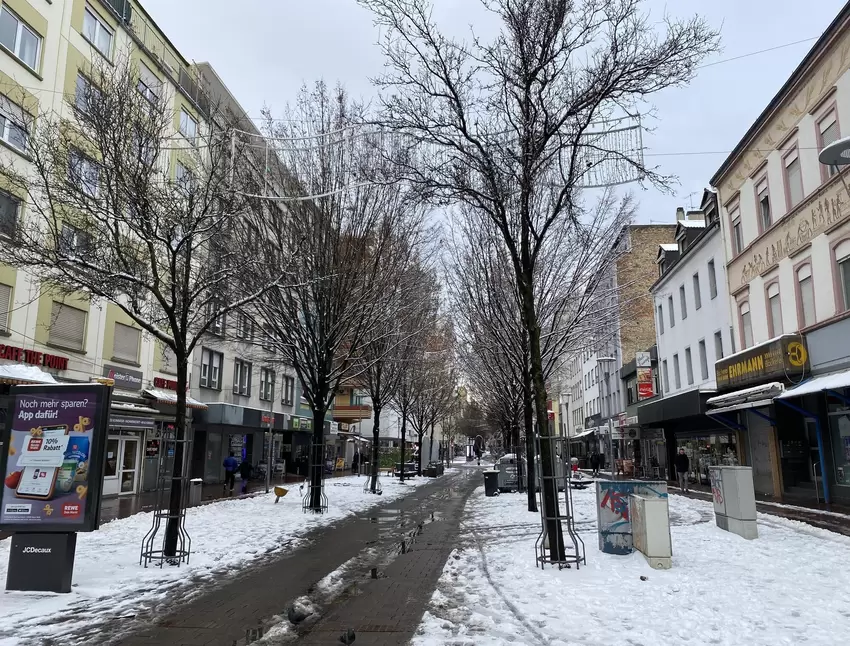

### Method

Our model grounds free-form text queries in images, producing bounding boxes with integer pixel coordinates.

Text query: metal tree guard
[302,441,328,514]
[140,424,192,567]
[534,434,585,570]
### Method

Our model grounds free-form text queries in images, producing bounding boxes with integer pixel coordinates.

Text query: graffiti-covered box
[595,480,667,555]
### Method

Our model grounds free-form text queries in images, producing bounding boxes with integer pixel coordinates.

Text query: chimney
[676,207,685,222]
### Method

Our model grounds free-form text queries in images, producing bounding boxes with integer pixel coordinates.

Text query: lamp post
[819,136,850,198]
[596,356,617,479]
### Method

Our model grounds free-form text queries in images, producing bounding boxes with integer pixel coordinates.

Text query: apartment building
[0,0,299,494]
[638,193,738,482]
[708,1,850,504]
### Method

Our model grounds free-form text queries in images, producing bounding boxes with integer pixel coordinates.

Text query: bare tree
[251,82,422,511]
[358,0,718,559]
[0,54,285,558]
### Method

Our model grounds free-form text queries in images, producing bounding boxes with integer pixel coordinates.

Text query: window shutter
[113,322,140,362]
[49,302,86,350]
[0,282,11,332]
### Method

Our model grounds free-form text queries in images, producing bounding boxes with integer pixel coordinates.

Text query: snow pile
[413,487,850,646]
[0,474,433,646]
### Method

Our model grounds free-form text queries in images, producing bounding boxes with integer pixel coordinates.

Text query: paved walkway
[109,466,480,646]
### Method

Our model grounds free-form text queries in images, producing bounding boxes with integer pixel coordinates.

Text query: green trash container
[483,470,500,497]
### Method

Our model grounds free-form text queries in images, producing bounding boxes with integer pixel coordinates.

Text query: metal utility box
[630,494,672,569]
[709,466,758,540]
[595,480,668,555]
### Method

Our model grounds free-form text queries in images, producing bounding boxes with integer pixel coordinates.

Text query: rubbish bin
[483,470,500,497]
[189,478,204,507]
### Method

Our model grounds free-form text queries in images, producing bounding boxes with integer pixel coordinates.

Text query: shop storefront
[104,411,157,496]
[190,403,270,483]
[707,335,810,501]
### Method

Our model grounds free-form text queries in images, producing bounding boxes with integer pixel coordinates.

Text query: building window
[698,339,709,381]
[679,285,687,320]
[160,343,177,375]
[75,73,102,116]
[179,109,198,144]
[262,324,275,351]
[755,176,771,232]
[82,6,113,58]
[657,304,664,334]
[708,259,717,299]
[796,263,816,327]
[59,223,92,256]
[784,148,803,209]
[730,326,736,354]
[0,6,41,71]
[137,63,161,104]
[667,296,675,328]
[0,281,11,332]
[282,376,295,405]
[626,376,637,406]
[259,368,275,401]
[836,239,850,312]
[714,330,724,361]
[200,348,222,390]
[732,216,744,256]
[693,273,702,310]
[0,96,27,153]
[68,150,100,198]
[0,189,19,238]
[818,109,840,180]
[685,347,694,386]
[673,354,682,390]
[766,282,782,337]
[233,359,251,396]
[176,162,195,191]
[739,301,754,349]
[112,322,140,363]
[207,300,224,335]
[661,360,669,394]
[48,301,86,351]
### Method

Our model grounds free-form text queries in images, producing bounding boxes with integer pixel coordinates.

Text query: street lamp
[596,356,617,479]
[819,136,850,198]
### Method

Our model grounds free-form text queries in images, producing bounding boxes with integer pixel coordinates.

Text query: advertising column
[0,384,111,593]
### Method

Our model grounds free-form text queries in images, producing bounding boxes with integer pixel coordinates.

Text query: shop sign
[0,384,111,533]
[291,417,312,431]
[108,414,155,430]
[637,367,654,400]
[636,352,651,368]
[715,335,809,391]
[102,365,143,391]
[153,376,178,391]
[0,344,68,371]
[261,413,274,428]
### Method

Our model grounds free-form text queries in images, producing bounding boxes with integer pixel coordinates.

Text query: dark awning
[637,389,711,427]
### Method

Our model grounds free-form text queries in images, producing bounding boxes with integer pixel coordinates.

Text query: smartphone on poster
[14,425,69,501]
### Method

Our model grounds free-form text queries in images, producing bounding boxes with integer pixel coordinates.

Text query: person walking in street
[675,448,690,492]
[238,457,252,495]
[223,451,238,495]
[590,451,600,477]
[352,449,360,476]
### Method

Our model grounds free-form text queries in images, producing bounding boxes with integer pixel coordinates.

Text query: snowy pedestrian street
[0,474,438,646]
[413,484,850,646]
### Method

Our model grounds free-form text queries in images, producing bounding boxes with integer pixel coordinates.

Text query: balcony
[333,404,373,421]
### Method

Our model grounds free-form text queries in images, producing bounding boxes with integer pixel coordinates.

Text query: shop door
[806,418,823,486]
[747,412,775,497]
[103,437,121,496]
[119,438,140,494]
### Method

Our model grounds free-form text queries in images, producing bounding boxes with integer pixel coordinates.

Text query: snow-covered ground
[0,474,437,646]
[413,485,850,646]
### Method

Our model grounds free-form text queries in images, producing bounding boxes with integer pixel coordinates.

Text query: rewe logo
[22,546,51,554]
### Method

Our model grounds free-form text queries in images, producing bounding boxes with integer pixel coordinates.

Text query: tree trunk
[523,364,537,512]
[308,406,328,511]
[399,414,407,483]
[163,356,189,557]
[370,402,383,492]
[429,421,435,469]
[521,275,564,561]
[417,433,423,476]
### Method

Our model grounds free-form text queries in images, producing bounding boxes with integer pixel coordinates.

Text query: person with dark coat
[589,452,600,477]
[239,458,253,495]
[352,450,361,475]
[223,452,238,495]
[675,448,690,492]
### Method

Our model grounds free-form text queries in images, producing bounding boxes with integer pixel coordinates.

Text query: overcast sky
[143,0,846,223]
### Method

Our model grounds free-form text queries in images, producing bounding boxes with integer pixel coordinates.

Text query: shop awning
[569,428,595,440]
[776,369,850,399]
[111,401,160,415]
[706,382,784,417]
[142,388,208,410]
[0,364,58,385]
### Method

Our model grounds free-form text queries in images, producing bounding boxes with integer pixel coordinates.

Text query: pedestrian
[223,452,238,495]
[590,451,600,477]
[352,449,360,476]
[675,448,690,492]
[238,457,252,495]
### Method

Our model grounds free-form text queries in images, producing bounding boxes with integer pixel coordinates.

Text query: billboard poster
[1,384,111,532]
[637,367,654,400]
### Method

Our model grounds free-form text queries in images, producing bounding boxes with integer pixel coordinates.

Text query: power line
[695,37,818,70]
